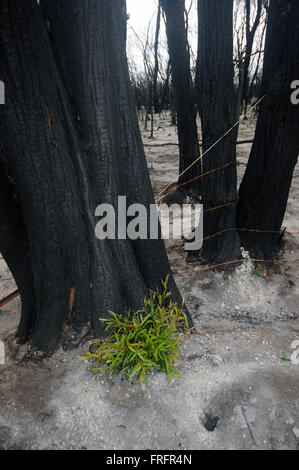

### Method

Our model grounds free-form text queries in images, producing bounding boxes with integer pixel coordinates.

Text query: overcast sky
[127,0,157,30]
[126,1,265,79]
[126,0,164,71]
[126,0,198,72]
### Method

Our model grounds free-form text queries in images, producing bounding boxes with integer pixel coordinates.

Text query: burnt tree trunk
[160,60,171,111]
[193,0,240,265]
[0,0,193,355]
[237,0,299,259]
[0,0,92,353]
[160,0,200,193]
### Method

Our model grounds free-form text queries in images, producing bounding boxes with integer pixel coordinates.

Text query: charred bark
[237,0,299,259]
[0,0,93,353]
[160,0,200,192]
[192,0,240,265]
[0,0,193,354]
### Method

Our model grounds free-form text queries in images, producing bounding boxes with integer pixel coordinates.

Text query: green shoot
[251,267,262,276]
[82,276,190,385]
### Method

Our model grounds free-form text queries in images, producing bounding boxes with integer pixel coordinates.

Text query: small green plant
[251,267,262,276]
[281,354,291,362]
[82,276,190,385]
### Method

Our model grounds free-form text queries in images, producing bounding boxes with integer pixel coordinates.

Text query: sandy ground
[0,112,298,450]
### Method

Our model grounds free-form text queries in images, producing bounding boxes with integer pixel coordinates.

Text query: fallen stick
[0,289,19,308]
[144,142,179,147]
[236,139,254,145]
[144,139,253,148]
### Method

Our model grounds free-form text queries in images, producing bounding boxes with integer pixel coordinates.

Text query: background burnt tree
[153,2,162,115]
[193,0,240,265]
[246,15,267,105]
[128,16,165,136]
[241,0,263,114]
[160,59,172,113]
[128,42,172,124]
[0,0,192,355]
[160,0,200,192]
[237,0,299,259]
[234,0,267,116]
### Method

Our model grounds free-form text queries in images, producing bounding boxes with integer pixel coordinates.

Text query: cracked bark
[192,0,240,265]
[0,0,193,354]
[237,0,299,259]
[160,0,200,192]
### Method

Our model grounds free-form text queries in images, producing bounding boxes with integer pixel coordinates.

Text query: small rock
[286,417,294,426]
[209,354,223,366]
[292,427,299,439]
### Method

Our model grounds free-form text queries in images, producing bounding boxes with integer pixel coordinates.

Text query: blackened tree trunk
[160,60,171,111]
[0,0,192,355]
[160,0,200,192]
[0,0,93,353]
[237,0,299,259]
[170,85,177,126]
[193,0,240,265]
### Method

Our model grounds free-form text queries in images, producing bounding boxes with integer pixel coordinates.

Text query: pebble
[209,354,223,366]
[286,417,294,425]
